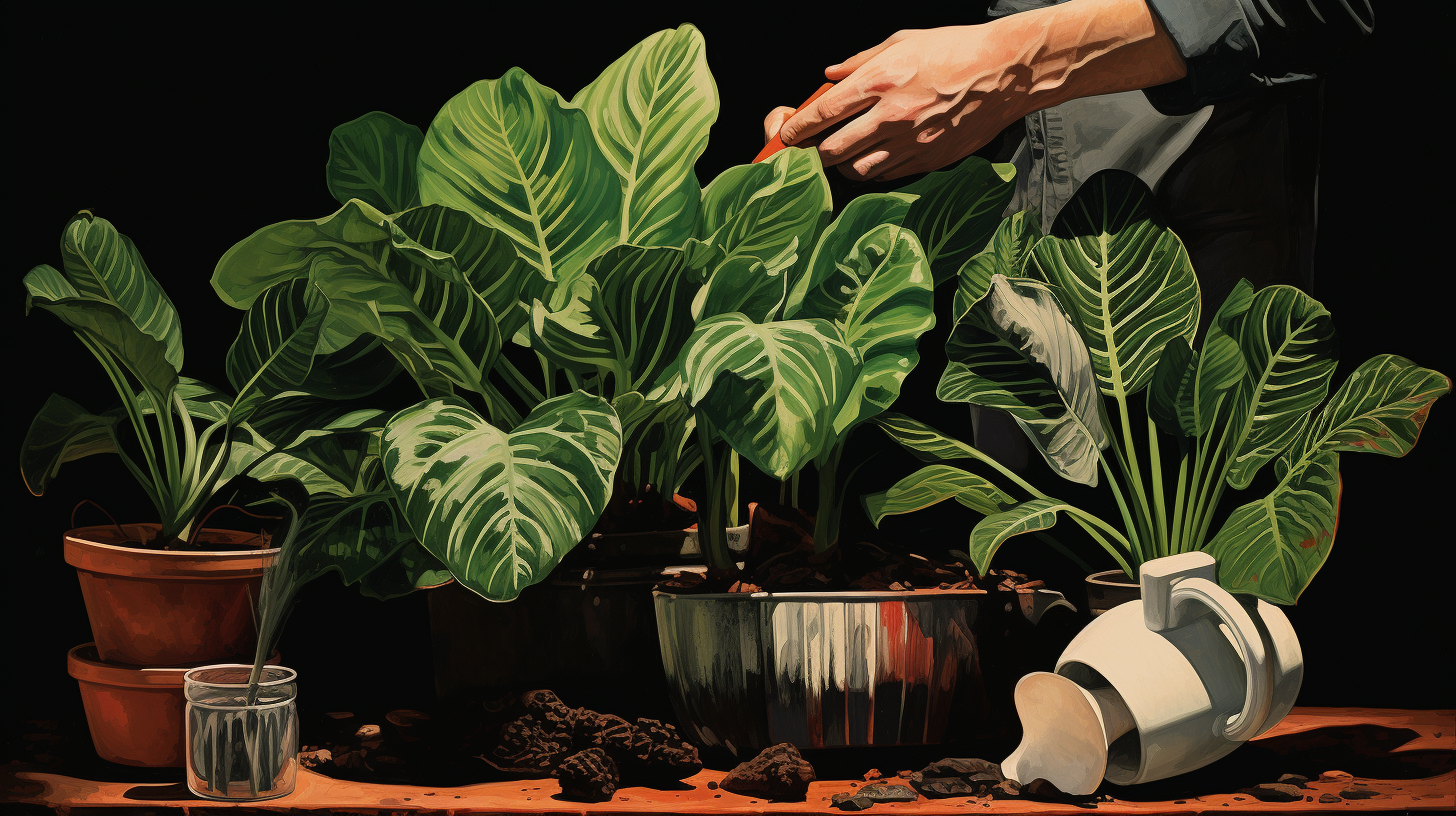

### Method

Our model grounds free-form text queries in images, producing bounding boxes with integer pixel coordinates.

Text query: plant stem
[1099,456,1145,566]
[77,334,170,521]
[1060,505,1136,576]
[693,415,735,572]
[1186,413,1235,551]
[1111,394,1156,554]
[1146,416,1168,558]
[813,440,846,554]
[1170,443,1191,553]
[496,354,546,406]
[791,472,801,508]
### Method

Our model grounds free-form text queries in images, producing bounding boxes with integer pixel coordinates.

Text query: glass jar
[184,664,298,801]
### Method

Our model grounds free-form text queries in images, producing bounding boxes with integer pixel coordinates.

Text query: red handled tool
[753,82,836,163]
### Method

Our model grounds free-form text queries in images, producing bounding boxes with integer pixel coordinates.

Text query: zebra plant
[863,170,1451,605]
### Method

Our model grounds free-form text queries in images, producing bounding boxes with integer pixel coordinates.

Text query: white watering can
[1003,552,1303,794]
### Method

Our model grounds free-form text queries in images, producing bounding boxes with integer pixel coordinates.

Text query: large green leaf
[572,24,718,246]
[27,296,178,397]
[898,157,1016,284]
[937,275,1108,486]
[1028,170,1200,398]
[967,497,1070,574]
[1224,286,1338,488]
[696,148,831,278]
[391,205,541,344]
[692,250,792,324]
[381,392,622,602]
[681,314,858,479]
[612,389,696,494]
[862,464,1014,526]
[326,111,425,214]
[20,394,122,496]
[1147,336,1196,438]
[1204,451,1340,605]
[793,224,934,436]
[784,192,917,317]
[954,210,1041,319]
[1285,354,1450,467]
[224,278,330,420]
[417,68,622,284]
[531,245,703,392]
[58,214,184,371]
[1154,280,1254,438]
[356,540,452,600]
[290,490,416,585]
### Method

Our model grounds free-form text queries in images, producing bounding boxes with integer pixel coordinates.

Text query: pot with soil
[1085,569,1140,616]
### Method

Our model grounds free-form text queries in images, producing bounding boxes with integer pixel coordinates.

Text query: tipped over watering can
[1003,552,1303,794]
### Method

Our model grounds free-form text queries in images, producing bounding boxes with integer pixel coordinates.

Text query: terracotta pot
[67,643,280,767]
[1085,568,1140,616]
[64,524,278,666]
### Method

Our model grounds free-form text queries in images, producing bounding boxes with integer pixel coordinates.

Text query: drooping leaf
[1029,170,1200,398]
[1224,286,1338,488]
[572,24,718,246]
[862,464,1014,526]
[681,314,858,479]
[20,394,122,496]
[381,392,622,602]
[954,210,1041,319]
[1284,354,1450,466]
[872,412,985,463]
[784,192,917,316]
[937,275,1108,486]
[967,497,1069,574]
[356,540,453,600]
[696,148,831,279]
[613,388,695,495]
[58,214,184,371]
[1204,451,1340,605]
[326,111,425,214]
[898,157,1016,284]
[27,297,178,397]
[418,69,622,284]
[793,223,934,436]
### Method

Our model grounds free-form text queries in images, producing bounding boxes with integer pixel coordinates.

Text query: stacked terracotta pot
[64,524,278,767]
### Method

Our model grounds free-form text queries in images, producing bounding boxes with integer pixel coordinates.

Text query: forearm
[997,0,1187,115]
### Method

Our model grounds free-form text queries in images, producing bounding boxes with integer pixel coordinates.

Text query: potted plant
[859,169,1449,616]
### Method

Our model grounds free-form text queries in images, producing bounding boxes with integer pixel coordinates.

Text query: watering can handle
[1163,576,1273,743]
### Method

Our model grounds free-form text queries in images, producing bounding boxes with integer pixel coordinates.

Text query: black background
[7,3,1452,748]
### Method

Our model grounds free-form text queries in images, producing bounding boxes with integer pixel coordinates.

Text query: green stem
[693,415,734,572]
[538,354,557,400]
[77,334,169,519]
[1187,415,1235,551]
[482,383,524,428]
[1060,505,1136,575]
[791,472,801,509]
[1111,395,1156,553]
[1146,416,1168,558]
[1099,456,1145,566]
[496,354,546,406]
[1170,443,1192,554]
[725,451,740,527]
[813,440,846,554]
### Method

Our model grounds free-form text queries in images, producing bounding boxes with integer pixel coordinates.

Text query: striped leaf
[681,314,859,479]
[356,540,452,600]
[531,245,703,392]
[572,24,718,246]
[58,214,184,372]
[224,278,329,420]
[794,224,934,436]
[898,157,1016,284]
[784,192,917,317]
[937,275,1108,487]
[1205,451,1340,605]
[696,148,831,279]
[326,111,424,214]
[968,497,1070,574]
[418,69,621,284]
[612,389,696,495]
[862,464,1014,526]
[26,296,178,398]
[1284,354,1450,468]
[954,210,1041,319]
[1224,286,1338,489]
[1147,336,1196,437]
[872,412,984,463]
[1029,170,1200,399]
[692,250,792,324]
[20,394,122,496]
[290,490,416,586]
[381,392,623,602]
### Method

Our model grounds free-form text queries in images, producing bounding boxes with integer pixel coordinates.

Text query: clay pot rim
[1086,568,1138,588]
[67,644,282,688]
[654,587,1066,602]
[64,523,279,578]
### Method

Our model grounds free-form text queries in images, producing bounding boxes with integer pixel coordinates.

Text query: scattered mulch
[657,503,1051,594]
[1240,782,1305,802]
[720,743,817,802]
[910,757,1005,798]
[556,747,619,802]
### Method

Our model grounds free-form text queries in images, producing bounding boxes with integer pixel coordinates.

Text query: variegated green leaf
[872,412,984,463]
[572,24,718,246]
[381,392,622,602]
[20,394,122,496]
[784,192,917,316]
[530,277,617,375]
[326,111,425,214]
[612,389,695,494]
[58,214,184,371]
[862,464,1014,526]
[22,264,79,303]
[967,497,1069,574]
[290,490,416,585]
[1147,336,1196,437]
[356,540,453,600]
[696,148,831,278]
[1205,451,1340,605]
[418,69,622,284]
[954,210,1041,319]
[224,278,329,420]
[28,297,178,397]
[898,157,1016,284]
[1185,279,1254,437]
[1285,354,1450,467]
[681,314,858,479]
[937,275,1108,486]
[794,224,934,436]
[1028,170,1200,398]
[1224,286,1338,488]
[692,251,792,324]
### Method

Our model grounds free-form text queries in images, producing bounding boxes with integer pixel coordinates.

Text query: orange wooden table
[5,708,1452,814]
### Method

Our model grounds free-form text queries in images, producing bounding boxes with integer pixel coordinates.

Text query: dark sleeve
[1140,0,1374,114]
